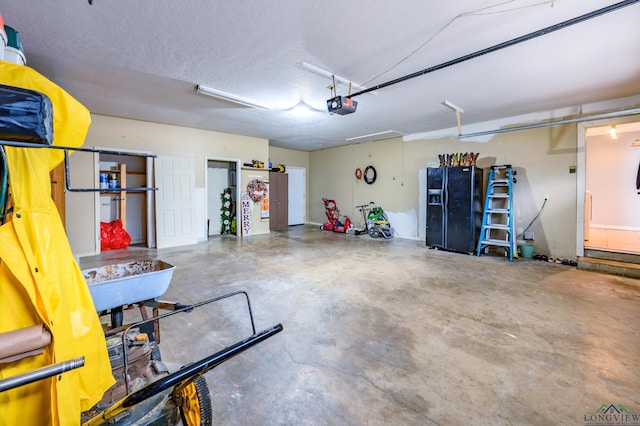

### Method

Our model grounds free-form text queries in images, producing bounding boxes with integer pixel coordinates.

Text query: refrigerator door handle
[443,171,448,247]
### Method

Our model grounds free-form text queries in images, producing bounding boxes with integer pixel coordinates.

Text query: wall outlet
[524,231,535,240]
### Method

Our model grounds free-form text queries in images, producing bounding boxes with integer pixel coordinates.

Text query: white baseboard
[589,224,640,232]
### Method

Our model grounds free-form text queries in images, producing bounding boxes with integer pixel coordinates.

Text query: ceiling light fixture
[278,100,325,116]
[609,125,618,139]
[195,84,270,110]
[289,102,317,117]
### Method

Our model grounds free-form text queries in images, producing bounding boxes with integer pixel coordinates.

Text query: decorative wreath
[364,166,377,184]
[246,178,267,202]
[355,168,362,180]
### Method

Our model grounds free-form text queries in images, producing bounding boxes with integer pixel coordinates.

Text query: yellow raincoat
[0,62,114,425]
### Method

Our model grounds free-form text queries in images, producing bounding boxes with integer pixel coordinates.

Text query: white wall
[586,131,640,228]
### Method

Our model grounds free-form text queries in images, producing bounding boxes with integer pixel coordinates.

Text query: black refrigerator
[426,166,483,254]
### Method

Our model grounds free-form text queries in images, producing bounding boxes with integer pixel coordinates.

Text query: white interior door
[207,167,229,235]
[155,155,197,249]
[287,167,306,225]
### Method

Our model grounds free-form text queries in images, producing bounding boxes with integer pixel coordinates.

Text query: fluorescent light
[346,130,406,142]
[301,61,375,94]
[195,85,270,110]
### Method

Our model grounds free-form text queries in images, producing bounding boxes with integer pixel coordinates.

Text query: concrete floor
[80,225,640,425]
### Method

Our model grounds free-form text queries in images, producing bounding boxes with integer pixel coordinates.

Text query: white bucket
[0,27,6,62]
[4,46,25,65]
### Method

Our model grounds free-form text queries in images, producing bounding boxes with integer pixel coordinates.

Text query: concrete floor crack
[283,344,440,425]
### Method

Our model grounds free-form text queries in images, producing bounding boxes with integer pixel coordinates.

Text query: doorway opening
[206,158,240,237]
[578,119,640,256]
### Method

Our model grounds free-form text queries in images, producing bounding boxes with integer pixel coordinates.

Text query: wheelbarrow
[80,260,283,425]
[0,261,283,426]
[82,290,283,425]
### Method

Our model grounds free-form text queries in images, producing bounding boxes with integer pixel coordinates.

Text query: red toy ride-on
[321,198,353,233]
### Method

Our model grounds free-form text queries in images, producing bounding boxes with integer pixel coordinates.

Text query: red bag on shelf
[100,220,131,251]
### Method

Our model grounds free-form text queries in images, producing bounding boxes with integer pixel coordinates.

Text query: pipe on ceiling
[348,0,640,99]
[457,108,640,139]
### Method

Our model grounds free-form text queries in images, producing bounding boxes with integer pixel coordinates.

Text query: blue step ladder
[476,165,516,261]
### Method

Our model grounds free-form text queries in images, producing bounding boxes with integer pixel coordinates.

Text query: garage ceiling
[1,0,639,150]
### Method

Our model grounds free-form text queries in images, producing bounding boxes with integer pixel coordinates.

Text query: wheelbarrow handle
[125,323,283,407]
[84,323,283,425]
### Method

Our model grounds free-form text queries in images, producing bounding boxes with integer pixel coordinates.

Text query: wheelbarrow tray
[82,260,175,312]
